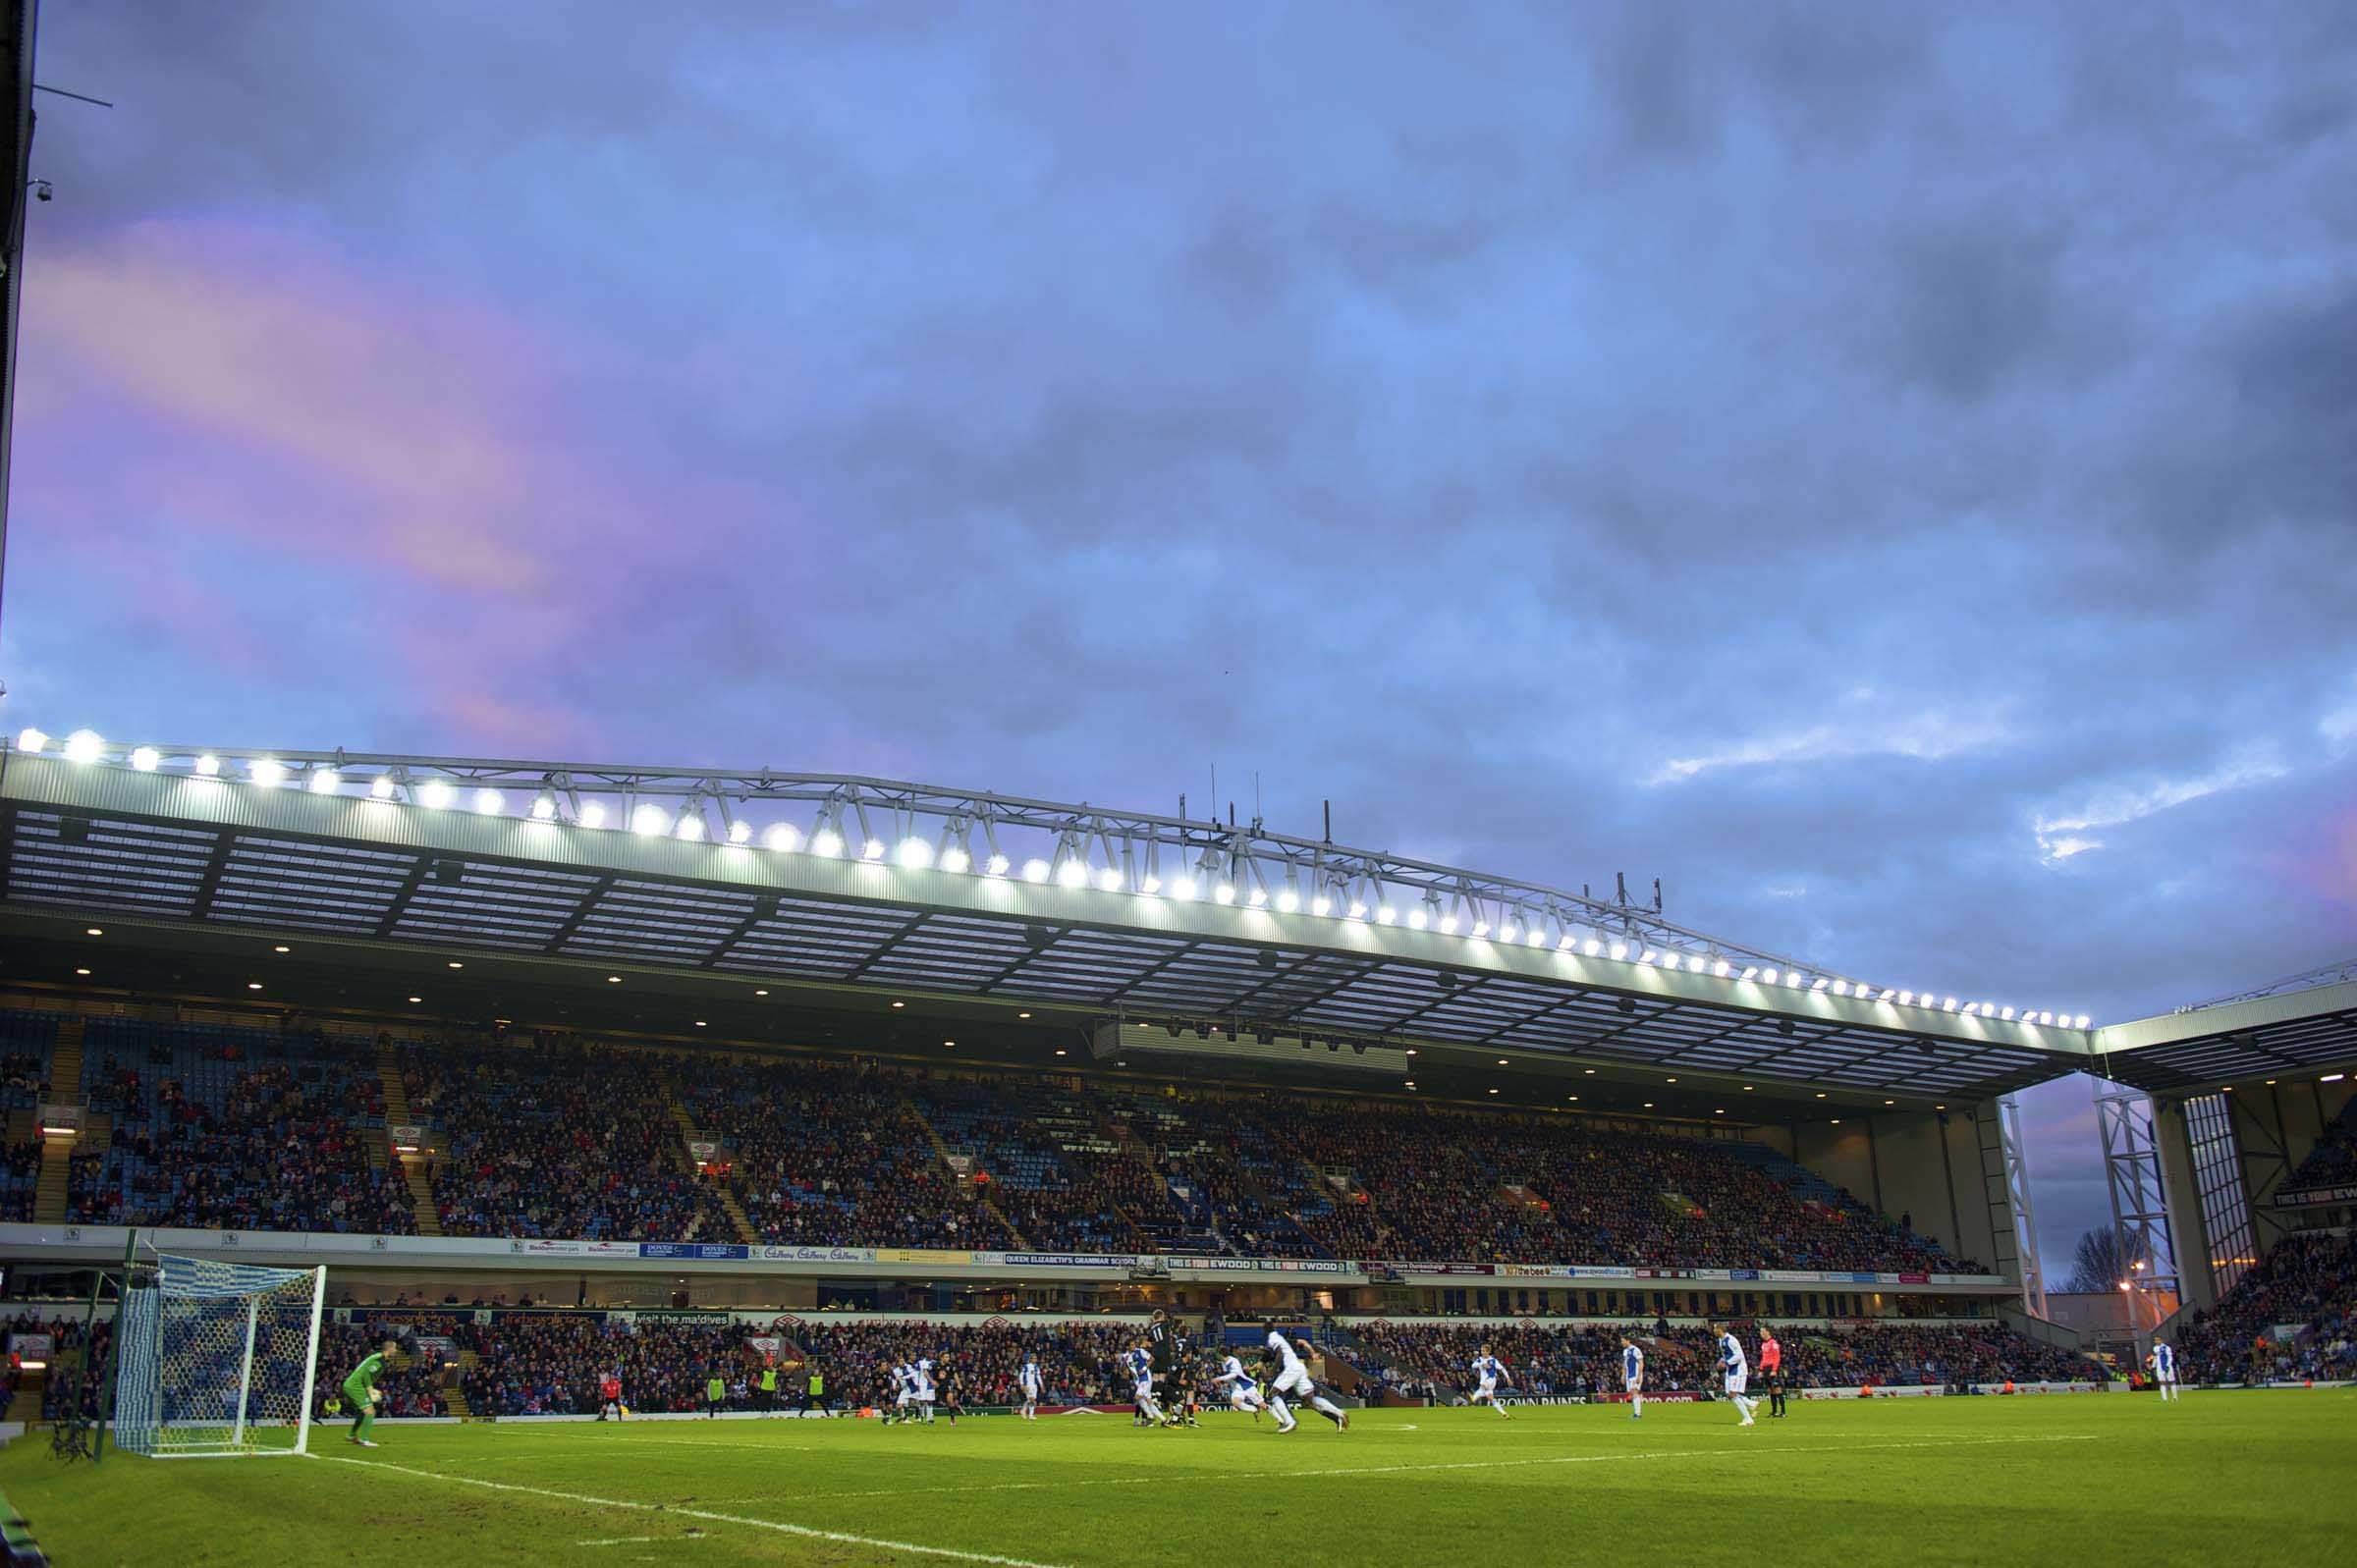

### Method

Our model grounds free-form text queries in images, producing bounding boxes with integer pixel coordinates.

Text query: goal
[112,1255,328,1458]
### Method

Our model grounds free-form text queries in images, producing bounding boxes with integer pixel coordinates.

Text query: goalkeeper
[342,1330,418,1448]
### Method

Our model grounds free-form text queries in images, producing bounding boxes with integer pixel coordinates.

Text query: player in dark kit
[935,1359,964,1425]
[1170,1320,1203,1426]
[1145,1310,1178,1428]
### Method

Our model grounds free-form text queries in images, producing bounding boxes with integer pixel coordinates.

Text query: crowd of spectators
[1342,1317,2094,1398]
[1,1139,40,1222]
[312,1321,449,1418]
[2279,1101,2357,1195]
[681,1054,1015,1250]
[453,1314,780,1416]
[415,1040,734,1244]
[2177,1229,2357,1383]
[70,1032,413,1235]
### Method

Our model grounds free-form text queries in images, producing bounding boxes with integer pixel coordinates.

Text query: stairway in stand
[32,1020,86,1224]
[373,1037,442,1235]
[442,1350,477,1419]
[663,1081,755,1244]
[902,1094,1026,1248]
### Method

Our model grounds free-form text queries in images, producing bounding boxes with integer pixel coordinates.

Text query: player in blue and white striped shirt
[1714,1324,1759,1427]
[2148,1340,2180,1402]
[1620,1336,1645,1420]
[1017,1356,1043,1422]
[1469,1345,1514,1419]
[1214,1352,1265,1421]
[1125,1344,1167,1428]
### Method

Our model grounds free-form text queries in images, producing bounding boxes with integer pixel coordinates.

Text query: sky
[3,1,2354,1278]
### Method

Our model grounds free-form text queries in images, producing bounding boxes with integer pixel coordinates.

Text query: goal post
[113,1256,329,1459]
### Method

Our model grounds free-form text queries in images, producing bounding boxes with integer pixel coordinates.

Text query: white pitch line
[322,1455,1074,1568]
[705,1432,2102,1506]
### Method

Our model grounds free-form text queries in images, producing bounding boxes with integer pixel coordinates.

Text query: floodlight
[728,819,752,844]
[1169,875,1197,900]
[676,814,704,841]
[898,837,934,870]
[194,753,221,778]
[1311,894,1333,917]
[1276,888,1300,913]
[1246,886,1267,907]
[308,768,341,794]
[1637,947,1655,965]
[861,838,886,860]
[1346,900,1366,920]
[1408,908,1428,930]
[939,844,969,874]
[1761,968,1781,986]
[1378,905,1398,925]
[1214,882,1236,905]
[1502,923,1522,946]
[579,800,608,829]
[1022,857,1051,884]
[1714,959,1731,976]
[249,757,287,787]
[2073,1014,2090,1029]
[14,728,46,753]
[986,853,1010,876]
[63,730,104,765]
[1055,858,1087,889]
[763,822,797,851]
[130,745,161,772]
[530,791,558,821]
[1100,866,1124,892]
[631,803,672,837]
[418,780,455,809]
[1607,942,1626,961]
[1138,874,1161,894]
[1439,914,1458,934]
[472,788,503,816]
[811,827,844,857]
[1833,980,1849,996]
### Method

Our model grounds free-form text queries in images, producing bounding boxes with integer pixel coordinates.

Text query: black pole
[92,1227,132,1461]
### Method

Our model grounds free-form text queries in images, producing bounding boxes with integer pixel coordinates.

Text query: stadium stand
[2176,1229,2356,1383]
[2278,1098,2357,1194]
[68,1020,412,1234]
[0,1009,57,1110]
[409,1038,734,1244]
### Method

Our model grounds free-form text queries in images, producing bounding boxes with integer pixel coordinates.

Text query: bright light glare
[1346,901,1366,920]
[1246,887,1267,907]
[130,745,161,772]
[1761,968,1780,986]
[63,730,104,764]
[676,814,705,841]
[861,838,887,861]
[1378,905,1398,925]
[2073,1013,2091,1029]
[1608,942,1627,961]
[898,838,934,870]
[308,768,341,794]
[418,780,455,809]
[1833,980,1850,996]
[194,753,221,778]
[728,820,752,844]
[1408,908,1428,930]
[811,828,844,857]
[764,823,798,852]
[579,800,608,829]
[1501,924,1521,945]
[1139,874,1161,894]
[1276,889,1300,913]
[1169,875,1197,901]
[939,845,969,874]
[1054,858,1087,889]
[530,793,557,821]
[631,803,672,837]
[1098,867,1124,892]
[473,788,502,816]
[1214,882,1236,905]
[1312,896,1333,918]
[1022,857,1051,884]
[985,853,1010,877]
[249,757,286,787]
[14,728,46,753]
[1439,915,1459,935]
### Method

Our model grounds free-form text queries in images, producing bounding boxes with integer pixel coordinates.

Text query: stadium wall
[1774,1105,2004,1273]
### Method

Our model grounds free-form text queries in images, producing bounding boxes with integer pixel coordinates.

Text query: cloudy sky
[6,1,2353,1274]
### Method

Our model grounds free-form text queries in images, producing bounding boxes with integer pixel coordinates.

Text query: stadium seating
[17,1007,1997,1273]
[0,1009,58,1111]
[2176,1229,2357,1383]
[411,1039,735,1245]
[68,1020,412,1234]
[2278,1099,2357,1195]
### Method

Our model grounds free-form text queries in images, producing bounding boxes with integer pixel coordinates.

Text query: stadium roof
[2,740,2346,1102]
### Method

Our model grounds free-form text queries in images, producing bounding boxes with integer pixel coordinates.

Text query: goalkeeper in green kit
[342,1330,418,1447]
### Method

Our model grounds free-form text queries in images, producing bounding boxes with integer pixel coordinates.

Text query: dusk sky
[5,2,2353,1278]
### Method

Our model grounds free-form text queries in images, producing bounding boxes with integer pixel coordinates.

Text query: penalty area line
[320,1454,1075,1568]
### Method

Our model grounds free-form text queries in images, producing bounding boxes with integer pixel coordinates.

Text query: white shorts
[1476,1378,1498,1397]
[1624,1377,1643,1393]
[1272,1363,1313,1397]
[1724,1371,1748,1396]
[1020,1384,1040,1401]
[1134,1380,1156,1402]
[894,1390,910,1406]
[2158,1371,2177,1385]
[1230,1385,1265,1410]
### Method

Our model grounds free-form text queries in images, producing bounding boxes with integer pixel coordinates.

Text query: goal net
[113,1255,327,1458]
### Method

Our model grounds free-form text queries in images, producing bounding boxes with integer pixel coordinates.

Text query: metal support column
[2096,1083,2181,1347]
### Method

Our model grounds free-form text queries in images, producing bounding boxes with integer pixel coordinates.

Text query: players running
[1469,1344,1514,1418]
[1125,1341,1167,1427]
[1214,1348,1266,1421]
[1263,1321,1347,1433]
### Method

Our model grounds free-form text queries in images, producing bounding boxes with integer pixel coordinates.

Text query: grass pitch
[2,1394,2347,1566]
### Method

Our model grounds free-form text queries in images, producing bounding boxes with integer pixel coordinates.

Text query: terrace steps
[32,1020,85,1223]
[663,1091,755,1245]
[901,1094,1026,1248]
[374,1039,442,1236]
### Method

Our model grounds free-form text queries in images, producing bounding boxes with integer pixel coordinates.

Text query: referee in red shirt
[1758,1327,1786,1418]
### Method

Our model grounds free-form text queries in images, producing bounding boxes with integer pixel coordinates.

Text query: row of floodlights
[17,729,2091,1030]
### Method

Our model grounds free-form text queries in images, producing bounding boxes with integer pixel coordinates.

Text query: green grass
[2,1394,2349,1566]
